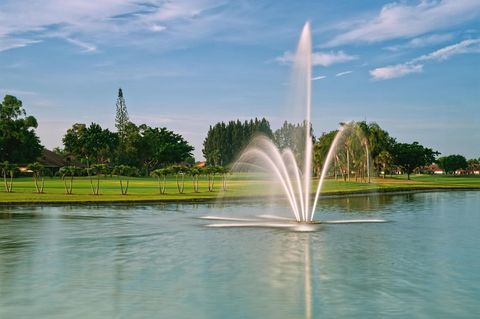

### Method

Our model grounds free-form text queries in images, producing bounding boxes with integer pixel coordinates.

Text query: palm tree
[112,165,138,195]
[189,167,201,192]
[59,166,79,194]
[203,166,217,192]
[27,162,45,193]
[216,166,229,191]
[86,164,108,195]
[170,165,187,194]
[376,150,393,178]
[0,161,18,193]
[151,167,171,194]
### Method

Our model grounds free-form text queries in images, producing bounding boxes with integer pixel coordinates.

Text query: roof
[39,149,66,167]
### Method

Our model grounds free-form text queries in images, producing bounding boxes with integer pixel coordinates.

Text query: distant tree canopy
[203,118,272,165]
[0,95,43,163]
[392,142,439,179]
[313,121,396,180]
[62,121,193,174]
[274,121,314,163]
[136,124,194,174]
[63,123,118,165]
[437,154,468,174]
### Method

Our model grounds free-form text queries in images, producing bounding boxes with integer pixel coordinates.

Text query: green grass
[1,174,479,204]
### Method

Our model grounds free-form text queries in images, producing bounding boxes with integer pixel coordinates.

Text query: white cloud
[312,75,326,81]
[312,51,357,66]
[277,50,357,67]
[371,38,480,80]
[414,38,480,62]
[0,0,232,52]
[336,70,353,77]
[326,0,480,47]
[150,24,166,33]
[370,64,423,80]
[65,38,97,52]
[0,36,41,52]
[386,33,454,51]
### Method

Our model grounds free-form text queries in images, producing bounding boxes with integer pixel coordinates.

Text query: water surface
[1,191,479,318]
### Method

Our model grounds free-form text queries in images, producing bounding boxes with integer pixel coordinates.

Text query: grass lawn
[0,174,479,204]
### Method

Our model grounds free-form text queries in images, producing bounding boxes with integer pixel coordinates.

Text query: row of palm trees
[0,161,229,195]
[151,165,229,194]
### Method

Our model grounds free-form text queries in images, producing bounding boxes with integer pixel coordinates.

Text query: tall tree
[203,117,273,165]
[63,123,118,165]
[0,95,43,163]
[138,125,194,174]
[391,142,439,180]
[274,121,314,164]
[115,88,129,144]
[27,162,45,193]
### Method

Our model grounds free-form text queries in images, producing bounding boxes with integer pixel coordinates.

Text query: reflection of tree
[321,194,395,212]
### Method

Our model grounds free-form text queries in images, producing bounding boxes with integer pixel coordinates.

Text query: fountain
[202,22,386,229]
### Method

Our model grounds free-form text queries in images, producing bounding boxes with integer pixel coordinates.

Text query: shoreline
[1,186,479,207]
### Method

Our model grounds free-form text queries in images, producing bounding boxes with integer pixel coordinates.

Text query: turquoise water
[1,191,479,318]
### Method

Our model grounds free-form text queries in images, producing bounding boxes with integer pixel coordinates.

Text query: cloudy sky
[1,0,479,159]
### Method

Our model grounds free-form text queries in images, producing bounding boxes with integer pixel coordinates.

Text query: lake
[1,191,479,318]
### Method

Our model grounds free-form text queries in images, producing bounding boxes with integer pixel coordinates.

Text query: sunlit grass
[0,174,479,203]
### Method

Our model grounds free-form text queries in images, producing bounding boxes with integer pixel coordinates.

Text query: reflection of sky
[1,1,479,160]
[1,192,480,317]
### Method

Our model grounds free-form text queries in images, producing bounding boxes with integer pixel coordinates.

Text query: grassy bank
[0,174,479,204]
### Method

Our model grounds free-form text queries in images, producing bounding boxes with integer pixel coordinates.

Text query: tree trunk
[347,150,350,182]
[40,177,45,193]
[69,176,73,194]
[33,174,40,193]
[366,145,370,183]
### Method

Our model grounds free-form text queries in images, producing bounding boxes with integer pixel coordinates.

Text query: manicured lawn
[0,174,479,203]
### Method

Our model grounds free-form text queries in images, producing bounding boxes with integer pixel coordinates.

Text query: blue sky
[1,0,479,160]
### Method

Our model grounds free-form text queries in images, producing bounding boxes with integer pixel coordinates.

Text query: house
[422,163,444,175]
[19,149,83,175]
[196,161,206,168]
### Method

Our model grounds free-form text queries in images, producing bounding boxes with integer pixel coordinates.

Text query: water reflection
[0,192,479,318]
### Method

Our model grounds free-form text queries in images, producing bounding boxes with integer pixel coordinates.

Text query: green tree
[203,118,273,166]
[115,88,129,143]
[313,130,337,177]
[170,165,188,194]
[391,142,439,180]
[63,123,118,166]
[138,125,194,174]
[467,159,480,174]
[376,150,393,178]
[274,121,314,164]
[203,166,217,192]
[27,162,45,193]
[437,155,468,174]
[59,166,80,194]
[151,167,171,194]
[0,95,43,163]
[216,166,229,191]
[189,167,201,193]
[86,164,108,195]
[112,165,138,195]
[0,161,18,192]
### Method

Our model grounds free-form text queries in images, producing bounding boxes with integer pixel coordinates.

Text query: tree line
[204,118,480,181]
[2,90,480,194]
